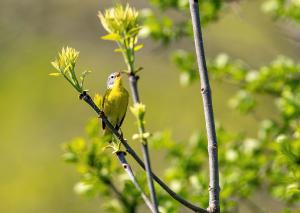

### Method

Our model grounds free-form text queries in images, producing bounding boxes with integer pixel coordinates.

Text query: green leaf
[114,48,123,52]
[51,61,60,71]
[80,70,91,88]
[49,72,62,77]
[101,33,121,41]
[62,152,78,163]
[74,181,94,196]
[134,44,143,51]
[128,26,142,36]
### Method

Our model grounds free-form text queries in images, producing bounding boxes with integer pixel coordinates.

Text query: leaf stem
[62,73,82,93]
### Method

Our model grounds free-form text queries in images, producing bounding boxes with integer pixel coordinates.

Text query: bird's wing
[116,89,129,130]
[102,89,111,130]
[116,111,126,130]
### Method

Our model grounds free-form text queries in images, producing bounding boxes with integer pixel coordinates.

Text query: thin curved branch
[116,151,155,213]
[79,91,208,213]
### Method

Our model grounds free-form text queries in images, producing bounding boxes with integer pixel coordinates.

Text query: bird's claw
[98,111,105,118]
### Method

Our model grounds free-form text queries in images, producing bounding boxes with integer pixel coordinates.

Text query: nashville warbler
[102,72,129,141]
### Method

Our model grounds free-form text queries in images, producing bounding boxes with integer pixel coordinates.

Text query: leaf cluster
[199,54,300,210]
[98,4,143,73]
[51,47,91,93]
[62,118,146,212]
[262,0,300,21]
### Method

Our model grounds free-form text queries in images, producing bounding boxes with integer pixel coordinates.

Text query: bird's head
[106,72,122,89]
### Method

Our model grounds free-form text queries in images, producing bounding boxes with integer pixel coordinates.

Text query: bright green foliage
[58,2,300,213]
[228,90,256,114]
[175,53,300,211]
[262,0,300,21]
[149,0,224,24]
[270,133,300,203]
[140,0,300,212]
[208,55,300,119]
[51,47,90,93]
[62,118,145,213]
[171,50,198,86]
[146,52,300,210]
[98,4,139,36]
[139,9,191,45]
[150,128,265,212]
[208,54,248,83]
[98,4,143,73]
[143,0,300,47]
[130,103,151,142]
[142,0,242,45]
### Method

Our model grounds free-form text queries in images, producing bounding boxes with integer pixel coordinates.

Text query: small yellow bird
[102,72,129,140]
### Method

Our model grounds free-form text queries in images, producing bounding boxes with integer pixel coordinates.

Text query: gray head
[106,72,121,89]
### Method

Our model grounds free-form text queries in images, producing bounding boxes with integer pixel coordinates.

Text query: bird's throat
[112,78,122,91]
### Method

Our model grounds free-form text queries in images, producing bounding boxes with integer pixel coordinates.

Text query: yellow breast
[103,77,129,128]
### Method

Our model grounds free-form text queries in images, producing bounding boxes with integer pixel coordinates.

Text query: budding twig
[128,73,159,213]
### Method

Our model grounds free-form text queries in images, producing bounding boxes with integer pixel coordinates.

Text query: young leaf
[80,70,91,88]
[134,44,143,52]
[128,26,142,36]
[49,72,62,77]
[114,48,124,52]
[101,34,121,41]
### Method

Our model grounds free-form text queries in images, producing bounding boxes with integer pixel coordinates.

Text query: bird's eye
[110,76,113,79]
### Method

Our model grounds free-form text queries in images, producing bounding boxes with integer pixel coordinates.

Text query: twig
[188,0,220,212]
[79,91,208,213]
[116,151,156,213]
[128,73,159,213]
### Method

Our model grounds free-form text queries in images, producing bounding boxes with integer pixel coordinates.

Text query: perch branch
[79,91,208,213]
[188,0,220,212]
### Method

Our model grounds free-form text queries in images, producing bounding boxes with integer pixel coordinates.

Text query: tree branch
[79,91,208,213]
[116,151,156,213]
[128,73,159,213]
[188,0,220,212]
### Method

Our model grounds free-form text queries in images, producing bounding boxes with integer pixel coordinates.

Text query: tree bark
[188,0,220,212]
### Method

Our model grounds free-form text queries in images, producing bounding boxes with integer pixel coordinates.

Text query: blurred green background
[0,0,299,212]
